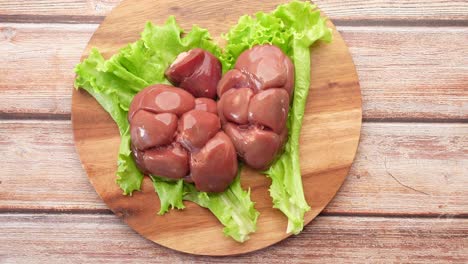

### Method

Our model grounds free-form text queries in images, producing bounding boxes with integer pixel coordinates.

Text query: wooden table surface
[0,0,467,263]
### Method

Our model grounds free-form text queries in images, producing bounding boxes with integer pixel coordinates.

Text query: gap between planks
[1,208,467,219]
[1,115,467,124]
[1,14,468,27]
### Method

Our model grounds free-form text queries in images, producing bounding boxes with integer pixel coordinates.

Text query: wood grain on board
[1,0,467,23]
[1,213,467,263]
[1,121,467,215]
[0,24,466,120]
[70,0,361,255]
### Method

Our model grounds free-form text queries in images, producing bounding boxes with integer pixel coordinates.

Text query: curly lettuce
[185,169,259,242]
[222,1,332,234]
[149,170,258,242]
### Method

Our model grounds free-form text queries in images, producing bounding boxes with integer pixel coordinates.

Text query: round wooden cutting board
[72,0,362,256]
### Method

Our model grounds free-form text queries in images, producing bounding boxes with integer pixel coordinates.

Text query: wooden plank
[0,23,466,120]
[0,0,117,17]
[0,23,97,118]
[0,120,105,211]
[0,213,466,262]
[341,26,468,121]
[0,0,467,23]
[324,122,468,215]
[1,120,466,215]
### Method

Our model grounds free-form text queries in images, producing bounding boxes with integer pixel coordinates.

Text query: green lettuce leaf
[149,168,259,242]
[222,1,332,234]
[74,16,259,241]
[75,49,145,195]
[150,177,185,215]
[184,172,259,242]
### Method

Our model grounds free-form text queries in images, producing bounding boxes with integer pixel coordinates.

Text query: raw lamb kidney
[217,44,294,170]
